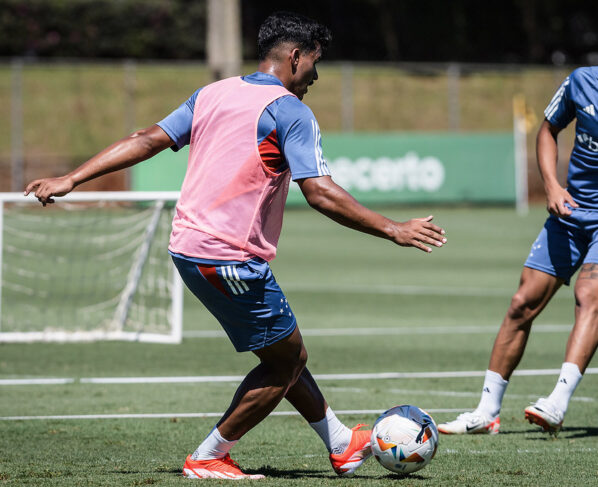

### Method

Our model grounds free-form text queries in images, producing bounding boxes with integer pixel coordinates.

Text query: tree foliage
[243,0,598,64]
[0,0,206,59]
[1,0,597,63]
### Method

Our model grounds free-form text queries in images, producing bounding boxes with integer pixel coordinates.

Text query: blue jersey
[544,66,598,209]
[157,71,330,181]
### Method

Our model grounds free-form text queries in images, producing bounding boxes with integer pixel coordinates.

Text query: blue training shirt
[157,71,330,181]
[544,66,598,209]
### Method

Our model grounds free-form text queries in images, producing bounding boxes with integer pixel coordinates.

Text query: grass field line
[183,323,573,338]
[282,282,574,300]
[0,378,76,385]
[443,447,598,455]
[324,387,595,403]
[0,408,464,422]
[2,367,598,385]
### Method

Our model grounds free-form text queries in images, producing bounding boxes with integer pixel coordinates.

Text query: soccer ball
[370,405,438,475]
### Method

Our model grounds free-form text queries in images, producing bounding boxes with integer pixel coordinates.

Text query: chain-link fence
[1,59,576,198]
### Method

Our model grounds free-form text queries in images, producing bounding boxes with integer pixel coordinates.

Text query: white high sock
[191,426,238,460]
[547,362,582,414]
[475,369,509,418]
[309,407,352,455]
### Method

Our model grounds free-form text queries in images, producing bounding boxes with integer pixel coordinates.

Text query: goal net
[0,191,182,343]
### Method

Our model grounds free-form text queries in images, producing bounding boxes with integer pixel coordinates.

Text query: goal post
[0,191,183,343]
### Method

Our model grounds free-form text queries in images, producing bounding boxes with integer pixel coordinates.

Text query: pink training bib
[169,77,295,262]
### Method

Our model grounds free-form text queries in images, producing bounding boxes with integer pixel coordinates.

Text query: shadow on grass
[481,428,543,435]
[162,466,331,479]
[159,465,427,480]
[228,466,425,481]
[249,466,335,479]
[560,426,598,439]
[519,426,598,440]
[381,473,426,481]
[165,465,392,480]
[484,429,525,435]
[256,466,414,480]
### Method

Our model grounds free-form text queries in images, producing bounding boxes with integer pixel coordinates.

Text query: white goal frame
[0,191,183,344]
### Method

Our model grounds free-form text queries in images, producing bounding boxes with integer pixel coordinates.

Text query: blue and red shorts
[171,254,296,352]
[524,207,598,285]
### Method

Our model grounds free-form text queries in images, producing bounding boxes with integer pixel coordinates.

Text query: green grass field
[1,205,597,486]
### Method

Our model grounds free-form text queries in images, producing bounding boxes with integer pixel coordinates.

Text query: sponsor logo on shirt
[576,132,598,152]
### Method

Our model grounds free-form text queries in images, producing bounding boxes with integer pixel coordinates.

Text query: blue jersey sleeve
[275,97,331,180]
[544,74,576,128]
[156,88,201,151]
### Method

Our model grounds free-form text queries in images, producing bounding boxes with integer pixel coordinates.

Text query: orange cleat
[182,454,265,480]
[329,424,372,477]
[524,398,564,437]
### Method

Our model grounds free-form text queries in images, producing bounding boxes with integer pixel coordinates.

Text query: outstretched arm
[25,124,173,205]
[536,119,578,217]
[297,176,446,253]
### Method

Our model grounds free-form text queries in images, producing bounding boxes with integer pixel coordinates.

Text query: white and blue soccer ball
[370,405,439,475]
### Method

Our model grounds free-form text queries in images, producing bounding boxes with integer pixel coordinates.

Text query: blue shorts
[172,255,297,352]
[524,208,598,285]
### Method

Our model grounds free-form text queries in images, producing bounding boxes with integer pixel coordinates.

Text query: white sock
[191,426,238,460]
[309,407,352,454]
[547,362,582,414]
[475,370,509,418]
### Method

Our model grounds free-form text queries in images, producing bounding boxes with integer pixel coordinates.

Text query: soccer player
[438,66,598,437]
[25,12,447,479]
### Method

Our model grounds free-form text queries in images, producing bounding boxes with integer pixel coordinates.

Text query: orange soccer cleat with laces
[182,454,265,480]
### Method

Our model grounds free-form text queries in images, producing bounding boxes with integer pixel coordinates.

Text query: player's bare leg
[284,366,326,421]
[526,263,598,435]
[183,327,306,479]
[187,328,371,478]
[565,263,598,372]
[217,326,307,440]
[284,367,372,476]
[488,268,563,379]
[439,268,562,435]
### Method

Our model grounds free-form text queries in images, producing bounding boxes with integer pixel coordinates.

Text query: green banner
[132,133,515,205]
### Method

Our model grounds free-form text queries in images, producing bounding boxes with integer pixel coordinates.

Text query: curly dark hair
[257,11,332,61]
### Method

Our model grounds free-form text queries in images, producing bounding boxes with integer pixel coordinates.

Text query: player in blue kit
[26,12,447,479]
[439,67,598,436]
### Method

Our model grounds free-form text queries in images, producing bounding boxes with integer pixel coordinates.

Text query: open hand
[392,215,447,253]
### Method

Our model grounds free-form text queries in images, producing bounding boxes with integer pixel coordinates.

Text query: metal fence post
[341,63,354,132]
[123,59,137,190]
[0,200,3,331]
[124,59,136,135]
[513,94,529,215]
[447,63,460,131]
[11,58,24,192]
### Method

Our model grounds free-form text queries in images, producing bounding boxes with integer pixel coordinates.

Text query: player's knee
[269,345,306,386]
[574,284,598,316]
[296,346,308,375]
[507,291,536,323]
[286,331,308,376]
[287,345,308,384]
